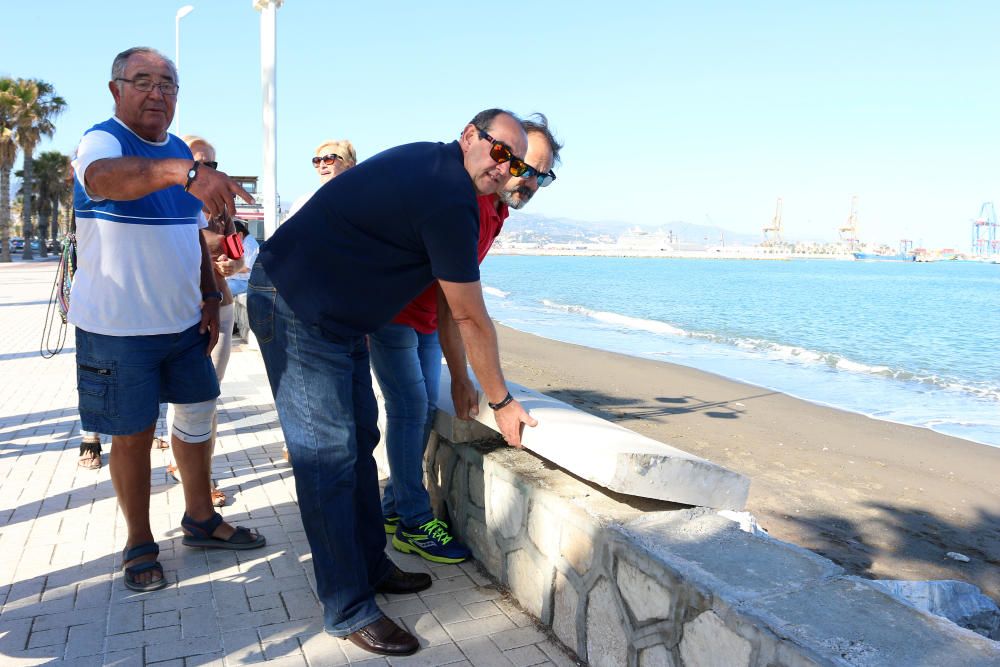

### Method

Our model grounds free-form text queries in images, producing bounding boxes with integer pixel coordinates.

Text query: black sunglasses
[202,160,218,170]
[312,153,341,167]
[477,129,528,177]
[519,164,556,187]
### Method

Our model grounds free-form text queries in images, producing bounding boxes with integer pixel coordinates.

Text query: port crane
[839,195,860,251]
[972,202,998,258]
[763,197,783,245]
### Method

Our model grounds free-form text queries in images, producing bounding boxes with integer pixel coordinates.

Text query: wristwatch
[184,160,201,192]
[202,291,223,301]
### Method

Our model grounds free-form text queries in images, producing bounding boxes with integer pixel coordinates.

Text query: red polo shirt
[392,194,508,334]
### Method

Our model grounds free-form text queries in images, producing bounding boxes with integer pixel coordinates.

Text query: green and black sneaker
[384,514,401,535]
[392,518,472,564]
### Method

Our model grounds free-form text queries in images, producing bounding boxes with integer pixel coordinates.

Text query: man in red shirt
[370,114,563,563]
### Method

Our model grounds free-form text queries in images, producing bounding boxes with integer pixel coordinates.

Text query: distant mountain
[500,212,763,248]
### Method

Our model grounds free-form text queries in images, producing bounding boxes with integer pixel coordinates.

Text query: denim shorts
[75,323,220,436]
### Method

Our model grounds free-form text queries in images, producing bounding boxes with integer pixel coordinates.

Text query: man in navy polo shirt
[248,109,538,657]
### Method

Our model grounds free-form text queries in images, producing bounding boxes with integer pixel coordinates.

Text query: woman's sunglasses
[312,153,341,167]
[477,129,529,177]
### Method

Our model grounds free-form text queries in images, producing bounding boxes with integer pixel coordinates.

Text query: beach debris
[717,510,769,537]
[869,580,1000,640]
[946,552,971,562]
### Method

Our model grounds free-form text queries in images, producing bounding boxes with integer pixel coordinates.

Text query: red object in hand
[222,233,244,260]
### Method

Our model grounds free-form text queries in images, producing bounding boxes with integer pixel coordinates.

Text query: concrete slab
[435,373,750,510]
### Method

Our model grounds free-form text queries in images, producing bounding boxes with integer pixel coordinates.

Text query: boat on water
[853,252,915,262]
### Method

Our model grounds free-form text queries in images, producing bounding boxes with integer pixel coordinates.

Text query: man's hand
[451,375,479,421]
[188,166,255,220]
[200,298,221,356]
[493,398,537,448]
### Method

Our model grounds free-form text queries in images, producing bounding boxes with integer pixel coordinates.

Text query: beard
[499,185,533,210]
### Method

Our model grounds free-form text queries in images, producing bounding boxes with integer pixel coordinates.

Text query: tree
[9,79,66,260]
[0,79,18,264]
[30,151,71,254]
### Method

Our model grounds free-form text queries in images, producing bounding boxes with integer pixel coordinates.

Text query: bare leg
[109,423,161,586]
[172,435,236,540]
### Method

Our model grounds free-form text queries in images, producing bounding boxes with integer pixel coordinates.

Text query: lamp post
[254,0,282,240]
[174,4,195,135]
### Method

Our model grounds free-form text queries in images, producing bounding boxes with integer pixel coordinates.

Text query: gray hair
[522,114,563,165]
[111,47,179,84]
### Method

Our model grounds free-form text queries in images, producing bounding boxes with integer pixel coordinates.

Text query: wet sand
[494,324,1000,601]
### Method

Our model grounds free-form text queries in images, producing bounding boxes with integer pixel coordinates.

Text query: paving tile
[464,600,503,619]
[455,636,514,667]
[27,626,67,649]
[105,625,182,651]
[299,631,350,666]
[399,612,452,647]
[144,633,222,663]
[490,626,548,651]
[65,621,107,659]
[387,641,467,666]
[445,613,518,642]
[503,644,550,667]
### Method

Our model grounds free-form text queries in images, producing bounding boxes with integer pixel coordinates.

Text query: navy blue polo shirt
[258,141,480,339]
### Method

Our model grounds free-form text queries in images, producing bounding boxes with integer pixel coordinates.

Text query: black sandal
[78,440,102,470]
[122,542,167,592]
[181,512,266,550]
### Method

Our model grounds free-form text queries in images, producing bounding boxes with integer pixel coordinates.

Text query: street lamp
[174,4,195,135]
[254,0,282,240]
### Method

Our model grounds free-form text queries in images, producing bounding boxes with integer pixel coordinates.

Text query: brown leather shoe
[374,565,432,595]
[346,616,419,656]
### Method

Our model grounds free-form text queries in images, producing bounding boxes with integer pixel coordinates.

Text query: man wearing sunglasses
[499,114,561,210]
[247,108,536,656]
[371,112,562,566]
[70,47,261,594]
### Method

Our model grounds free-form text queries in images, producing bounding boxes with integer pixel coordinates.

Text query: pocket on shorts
[247,284,276,344]
[77,358,118,417]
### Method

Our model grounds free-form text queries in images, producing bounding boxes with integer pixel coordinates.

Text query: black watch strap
[184,160,200,192]
[202,291,223,301]
[488,392,514,411]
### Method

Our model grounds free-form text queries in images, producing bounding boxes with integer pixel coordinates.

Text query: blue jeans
[369,323,442,527]
[247,264,391,636]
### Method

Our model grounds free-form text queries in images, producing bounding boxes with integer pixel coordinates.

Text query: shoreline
[493,323,1000,602]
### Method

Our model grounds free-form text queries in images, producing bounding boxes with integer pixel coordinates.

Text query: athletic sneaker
[392,518,472,564]
[384,514,400,534]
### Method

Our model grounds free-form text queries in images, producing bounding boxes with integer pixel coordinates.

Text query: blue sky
[3,1,999,248]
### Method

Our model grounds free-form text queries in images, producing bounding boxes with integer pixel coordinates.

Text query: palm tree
[0,78,19,263]
[10,79,66,260]
[30,151,71,256]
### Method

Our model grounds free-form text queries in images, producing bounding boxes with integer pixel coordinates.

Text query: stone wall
[423,429,1000,666]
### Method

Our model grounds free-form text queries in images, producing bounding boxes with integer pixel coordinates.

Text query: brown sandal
[78,440,102,470]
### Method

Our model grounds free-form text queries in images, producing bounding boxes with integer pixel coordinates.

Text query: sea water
[479,255,1000,448]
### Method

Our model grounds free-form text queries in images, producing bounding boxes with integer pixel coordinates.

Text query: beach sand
[494,324,1000,601]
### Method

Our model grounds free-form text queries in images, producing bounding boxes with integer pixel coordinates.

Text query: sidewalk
[0,260,575,666]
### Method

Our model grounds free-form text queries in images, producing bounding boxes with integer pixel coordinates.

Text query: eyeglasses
[520,164,557,187]
[312,153,341,167]
[477,129,528,177]
[202,161,218,170]
[114,77,179,96]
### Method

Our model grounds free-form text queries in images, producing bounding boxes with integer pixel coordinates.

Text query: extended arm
[437,286,478,420]
[84,157,254,219]
[437,279,537,446]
